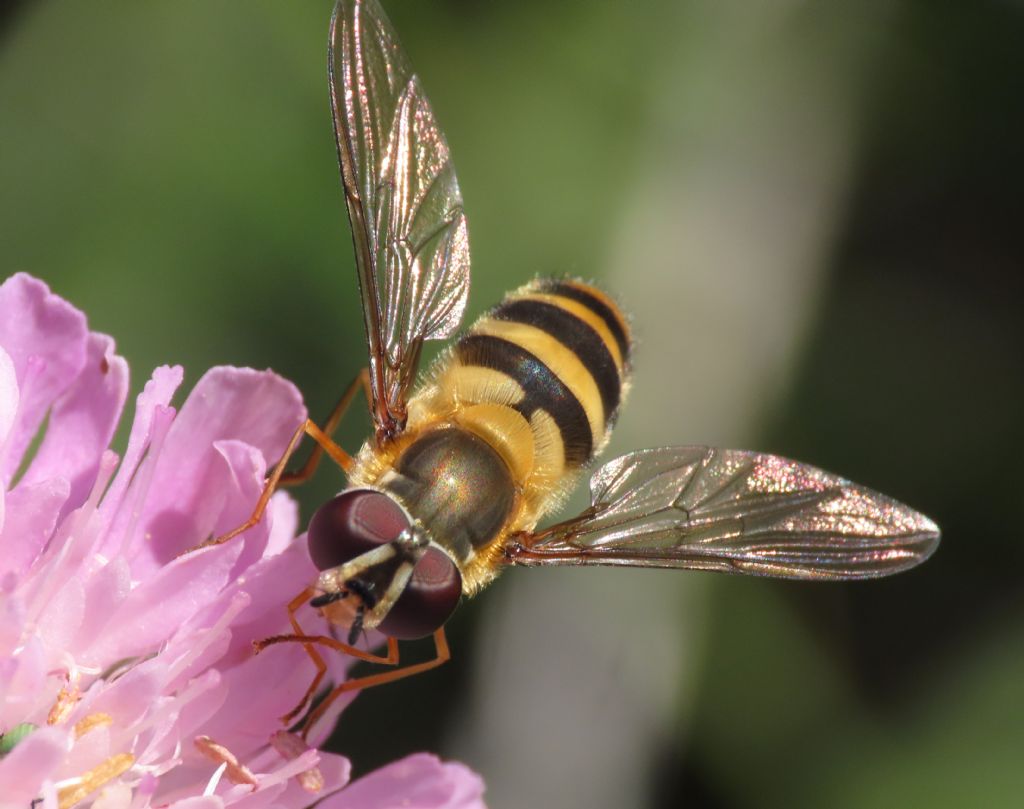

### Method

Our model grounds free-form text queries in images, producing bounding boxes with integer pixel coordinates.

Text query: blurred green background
[2,1,1022,807]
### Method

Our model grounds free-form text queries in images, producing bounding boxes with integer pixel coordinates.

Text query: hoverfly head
[307,489,462,640]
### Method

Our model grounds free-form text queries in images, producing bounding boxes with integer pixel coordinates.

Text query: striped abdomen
[433,278,631,511]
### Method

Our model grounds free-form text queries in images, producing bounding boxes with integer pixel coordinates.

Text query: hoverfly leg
[280,368,372,486]
[178,370,370,558]
[254,586,399,724]
[254,632,399,667]
[177,418,310,556]
[271,634,401,724]
[299,627,450,740]
[179,414,359,557]
[260,585,400,664]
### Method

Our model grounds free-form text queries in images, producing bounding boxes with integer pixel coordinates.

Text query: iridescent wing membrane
[330,0,470,441]
[509,447,940,580]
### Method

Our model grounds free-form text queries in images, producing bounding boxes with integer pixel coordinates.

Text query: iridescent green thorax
[381,426,516,563]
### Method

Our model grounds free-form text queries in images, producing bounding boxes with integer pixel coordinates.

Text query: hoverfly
[190,0,939,736]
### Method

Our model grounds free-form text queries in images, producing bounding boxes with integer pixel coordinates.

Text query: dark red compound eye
[306,489,462,640]
[307,489,409,571]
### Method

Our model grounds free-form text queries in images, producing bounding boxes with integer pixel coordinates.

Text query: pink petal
[322,754,487,809]
[35,566,84,652]
[0,636,47,729]
[101,403,176,569]
[130,367,305,573]
[0,274,88,486]
[209,439,274,576]
[97,365,184,544]
[201,536,317,664]
[74,556,131,651]
[60,721,112,782]
[85,667,162,729]
[192,637,311,757]
[0,346,15,535]
[222,787,286,809]
[91,781,132,809]
[303,686,360,750]
[0,345,17,462]
[86,541,243,663]
[17,452,116,627]
[0,726,71,802]
[130,669,226,784]
[442,762,488,808]
[161,593,249,694]
[167,798,224,809]
[183,545,319,753]
[18,333,129,520]
[269,751,352,807]
[249,749,320,792]
[0,477,70,579]
[169,669,230,746]
[264,491,299,557]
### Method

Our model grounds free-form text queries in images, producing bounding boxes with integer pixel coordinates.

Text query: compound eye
[307,489,410,571]
[378,547,462,640]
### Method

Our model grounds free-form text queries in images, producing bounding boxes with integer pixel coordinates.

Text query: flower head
[0,273,484,809]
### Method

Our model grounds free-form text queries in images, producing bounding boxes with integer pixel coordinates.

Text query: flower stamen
[194,735,258,789]
[73,712,113,739]
[47,674,81,726]
[56,752,134,809]
[271,730,325,793]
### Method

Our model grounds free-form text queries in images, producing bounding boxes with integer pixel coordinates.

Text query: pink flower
[0,273,485,809]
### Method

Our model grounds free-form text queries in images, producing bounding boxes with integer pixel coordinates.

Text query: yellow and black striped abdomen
[445,278,631,479]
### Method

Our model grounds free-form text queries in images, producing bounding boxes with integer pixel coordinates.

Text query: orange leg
[300,627,450,739]
[179,370,369,556]
[280,369,371,487]
[256,586,399,723]
[180,419,350,555]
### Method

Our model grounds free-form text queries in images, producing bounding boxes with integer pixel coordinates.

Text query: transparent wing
[330,0,470,441]
[507,446,940,580]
